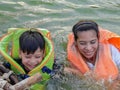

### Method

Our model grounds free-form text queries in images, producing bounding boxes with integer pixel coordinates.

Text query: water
[0,0,120,90]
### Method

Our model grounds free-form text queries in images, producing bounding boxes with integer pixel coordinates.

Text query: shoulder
[110,44,120,67]
[110,44,120,54]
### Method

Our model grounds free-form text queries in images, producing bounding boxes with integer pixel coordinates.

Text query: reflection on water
[0,0,120,90]
[46,73,106,90]
[46,70,120,90]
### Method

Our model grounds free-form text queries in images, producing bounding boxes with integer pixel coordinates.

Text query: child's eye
[35,56,41,58]
[25,56,31,58]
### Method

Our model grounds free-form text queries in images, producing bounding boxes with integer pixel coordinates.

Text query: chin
[29,68,34,71]
[85,55,94,59]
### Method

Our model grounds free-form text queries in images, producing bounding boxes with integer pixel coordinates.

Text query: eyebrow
[79,39,97,42]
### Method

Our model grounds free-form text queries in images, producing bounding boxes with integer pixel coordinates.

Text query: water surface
[0,0,120,90]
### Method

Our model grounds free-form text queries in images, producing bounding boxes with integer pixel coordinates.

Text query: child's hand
[64,67,83,77]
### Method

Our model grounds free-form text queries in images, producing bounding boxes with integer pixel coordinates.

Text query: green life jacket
[0,28,54,90]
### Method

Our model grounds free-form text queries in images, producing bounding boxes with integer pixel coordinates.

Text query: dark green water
[0,0,120,90]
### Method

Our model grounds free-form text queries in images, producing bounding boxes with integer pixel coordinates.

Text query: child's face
[19,48,44,71]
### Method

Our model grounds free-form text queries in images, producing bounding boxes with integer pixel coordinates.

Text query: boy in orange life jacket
[66,20,120,81]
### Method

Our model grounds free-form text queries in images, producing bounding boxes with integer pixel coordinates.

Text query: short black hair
[19,29,45,54]
[72,20,99,41]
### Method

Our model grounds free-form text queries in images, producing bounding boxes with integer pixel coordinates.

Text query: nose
[85,44,92,50]
[30,59,38,65]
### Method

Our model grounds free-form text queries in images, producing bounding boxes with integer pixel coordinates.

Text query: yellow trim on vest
[0,28,54,76]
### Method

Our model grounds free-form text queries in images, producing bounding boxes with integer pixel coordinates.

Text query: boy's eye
[25,55,31,58]
[35,56,41,58]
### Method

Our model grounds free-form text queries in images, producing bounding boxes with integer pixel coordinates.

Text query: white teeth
[85,52,93,56]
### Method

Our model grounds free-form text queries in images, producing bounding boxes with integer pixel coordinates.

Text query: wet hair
[72,20,99,41]
[19,29,45,54]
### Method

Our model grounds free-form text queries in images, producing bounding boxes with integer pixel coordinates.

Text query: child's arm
[9,73,42,90]
[64,67,83,77]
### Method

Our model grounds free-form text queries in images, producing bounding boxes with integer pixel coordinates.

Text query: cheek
[22,58,28,65]
[76,43,84,51]
[78,45,84,49]
[78,46,85,54]
[95,44,98,49]
[37,58,43,63]
[94,42,99,49]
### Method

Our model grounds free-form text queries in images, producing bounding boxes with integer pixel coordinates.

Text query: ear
[43,51,45,57]
[74,41,77,46]
[19,49,22,58]
[98,33,100,40]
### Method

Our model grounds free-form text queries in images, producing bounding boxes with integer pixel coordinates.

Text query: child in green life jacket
[0,28,55,90]
[19,29,45,73]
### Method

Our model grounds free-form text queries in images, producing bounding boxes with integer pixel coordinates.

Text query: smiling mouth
[30,65,36,68]
[27,64,35,69]
[85,52,94,56]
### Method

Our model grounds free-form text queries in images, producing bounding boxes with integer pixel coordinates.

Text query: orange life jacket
[67,28,120,80]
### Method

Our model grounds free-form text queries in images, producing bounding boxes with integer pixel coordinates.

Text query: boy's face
[19,48,44,71]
